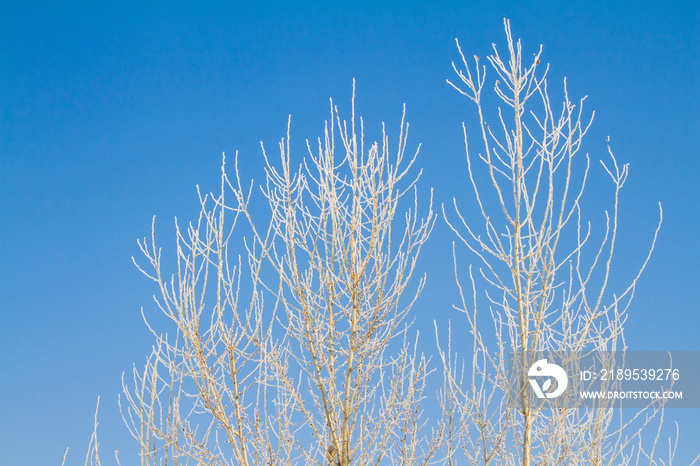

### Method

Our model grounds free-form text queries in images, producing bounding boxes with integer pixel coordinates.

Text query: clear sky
[1,1,698,464]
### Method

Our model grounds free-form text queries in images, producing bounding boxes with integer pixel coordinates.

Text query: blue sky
[1,1,698,464]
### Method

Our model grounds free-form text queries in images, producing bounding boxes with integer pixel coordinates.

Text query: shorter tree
[115,83,439,465]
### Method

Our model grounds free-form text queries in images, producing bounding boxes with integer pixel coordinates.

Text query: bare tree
[437,19,683,466]
[113,83,439,465]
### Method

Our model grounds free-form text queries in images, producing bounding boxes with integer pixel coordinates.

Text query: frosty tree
[116,83,438,465]
[437,19,680,466]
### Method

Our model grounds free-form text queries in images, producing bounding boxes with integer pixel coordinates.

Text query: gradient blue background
[1,1,698,463]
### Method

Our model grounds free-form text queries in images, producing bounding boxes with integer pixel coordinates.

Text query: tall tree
[438,19,671,466]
